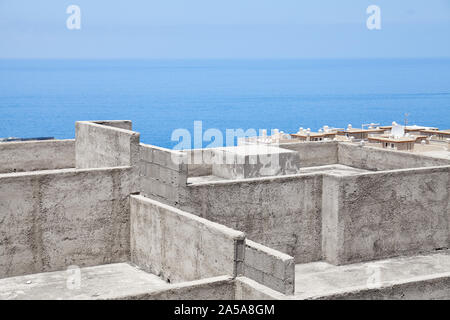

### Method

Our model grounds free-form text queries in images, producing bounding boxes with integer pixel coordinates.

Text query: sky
[0,0,450,59]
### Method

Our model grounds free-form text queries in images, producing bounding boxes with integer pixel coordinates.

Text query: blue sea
[0,59,449,148]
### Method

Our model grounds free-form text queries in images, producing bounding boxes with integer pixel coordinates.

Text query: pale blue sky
[1,0,450,58]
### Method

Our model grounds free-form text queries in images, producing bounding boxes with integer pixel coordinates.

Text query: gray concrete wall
[130,195,245,283]
[139,144,188,205]
[118,275,287,300]
[244,240,295,295]
[181,174,323,263]
[185,148,213,177]
[185,142,338,178]
[338,143,450,171]
[0,166,137,279]
[280,141,338,167]
[75,121,140,169]
[116,276,236,300]
[314,275,450,300]
[234,277,286,300]
[0,139,75,173]
[322,166,450,265]
[211,145,301,179]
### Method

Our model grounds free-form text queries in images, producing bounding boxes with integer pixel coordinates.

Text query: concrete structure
[421,129,450,140]
[1,120,449,300]
[368,136,416,151]
[380,125,439,135]
[290,132,336,142]
[210,145,301,179]
[337,127,385,140]
[0,139,75,173]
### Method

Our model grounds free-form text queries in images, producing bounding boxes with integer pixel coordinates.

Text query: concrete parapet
[0,139,75,173]
[243,240,295,295]
[130,195,245,283]
[322,166,450,265]
[316,275,450,300]
[182,173,323,264]
[234,277,287,300]
[75,121,140,169]
[295,251,450,300]
[0,166,137,279]
[280,141,338,167]
[118,275,236,300]
[338,142,450,171]
[185,148,214,177]
[139,144,188,205]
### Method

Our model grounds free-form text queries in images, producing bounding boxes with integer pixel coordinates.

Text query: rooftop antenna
[404,113,410,127]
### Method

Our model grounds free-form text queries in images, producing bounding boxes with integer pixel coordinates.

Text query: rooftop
[0,120,449,300]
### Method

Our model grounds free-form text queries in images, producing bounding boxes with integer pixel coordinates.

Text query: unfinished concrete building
[0,120,449,300]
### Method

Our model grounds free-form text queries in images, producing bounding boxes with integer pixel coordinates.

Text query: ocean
[0,59,449,148]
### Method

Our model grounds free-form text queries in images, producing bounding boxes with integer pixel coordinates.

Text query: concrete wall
[234,277,286,300]
[117,275,287,300]
[314,275,450,300]
[130,195,245,283]
[185,142,338,178]
[185,148,213,177]
[243,240,295,295]
[322,166,450,265]
[0,139,75,173]
[211,145,301,179]
[181,174,323,263]
[338,143,450,171]
[139,144,188,205]
[280,141,338,167]
[75,121,140,169]
[116,276,236,300]
[0,166,137,279]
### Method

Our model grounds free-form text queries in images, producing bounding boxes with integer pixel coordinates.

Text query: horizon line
[1,57,450,61]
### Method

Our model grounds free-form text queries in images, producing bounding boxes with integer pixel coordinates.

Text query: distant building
[290,131,336,142]
[368,136,416,151]
[420,129,450,140]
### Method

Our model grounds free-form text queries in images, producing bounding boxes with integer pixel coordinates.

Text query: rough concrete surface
[0,263,168,300]
[75,121,140,169]
[118,276,236,300]
[181,173,324,263]
[280,141,338,167]
[130,195,245,283]
[295,251,450,300]
[139,143,187,205]
[322,166,450,265]
[234,277,286,300]
[2,120,450,300]
[0,139,75,173]
[338,142,450,171]
[0,166,137,279]
[244,240,295,295]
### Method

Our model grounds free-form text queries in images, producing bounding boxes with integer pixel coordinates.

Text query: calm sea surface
[1,59,449,148]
